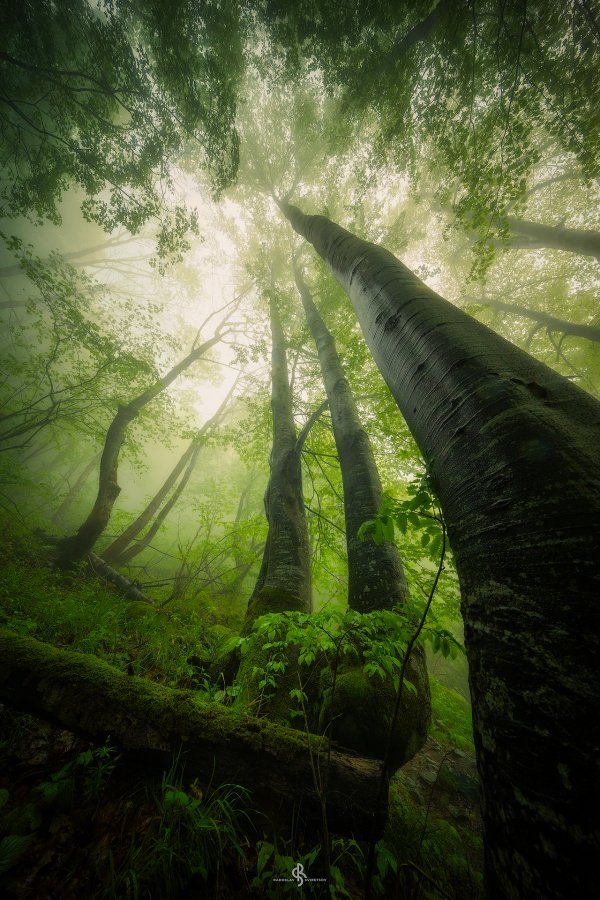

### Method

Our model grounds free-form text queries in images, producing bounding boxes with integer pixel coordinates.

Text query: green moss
[236,587,310,724]
[429,675,474,752]
[318,650,430,767]
[242,586,307,635]
[0,628,324,766]
[385,774,484,899]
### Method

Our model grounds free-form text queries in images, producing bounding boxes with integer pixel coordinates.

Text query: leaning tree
[279,200,600,900]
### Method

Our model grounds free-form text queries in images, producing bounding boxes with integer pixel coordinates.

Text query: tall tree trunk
[236,293,312,723]
[500,216,600,260]
[294,265,430,765]
[103,379,237,566]
[51,452,102,524]
[55,332,223,567]
[280,201,600,900]
[293,264,408,613]
[245,292,312,626]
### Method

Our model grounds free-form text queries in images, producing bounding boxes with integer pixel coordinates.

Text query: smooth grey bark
[293,266,430,766]
[293,264,408,613]
[244,292,312,625]
[103,380,237,566]
[499,216,600,260]
[55,332,223,567]
[280,201,600,900]
[236,295,312,724]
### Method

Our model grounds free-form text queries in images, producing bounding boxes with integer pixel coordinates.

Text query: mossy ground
[0,523,482,898]
[429,676,474,752]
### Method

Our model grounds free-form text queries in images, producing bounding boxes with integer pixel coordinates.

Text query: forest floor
[0,527,483,898]
[0,714,483,899]
[394,736,483,868]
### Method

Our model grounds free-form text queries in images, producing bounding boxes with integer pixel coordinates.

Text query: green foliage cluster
[102,775,251,899]
[238,603,463,728]
[0,0,244,259]
[0,530,214,688]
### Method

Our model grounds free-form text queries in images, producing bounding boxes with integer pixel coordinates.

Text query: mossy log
[0,629,386,838]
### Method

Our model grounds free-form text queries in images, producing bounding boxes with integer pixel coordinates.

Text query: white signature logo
[272,861,327,887]
[292,863,306,886]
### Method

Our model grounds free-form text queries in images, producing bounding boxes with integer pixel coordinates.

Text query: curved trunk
[293,265,408,612]
[102,442,196,564]
[55,332,222,566]
[281,202,600,900]
[115,443,201,565]
[103,378,236,566]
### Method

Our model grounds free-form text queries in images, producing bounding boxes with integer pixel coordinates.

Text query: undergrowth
[0,521,481,898]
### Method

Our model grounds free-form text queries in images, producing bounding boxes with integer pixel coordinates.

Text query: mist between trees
[0,3,599,899]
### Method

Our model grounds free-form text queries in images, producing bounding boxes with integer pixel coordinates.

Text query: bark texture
[236,294,312,723]
[294,264,408,613]
[245,293,311,625]
[56,333,222,566]
[281,201,600,900]
[0,628,386,839]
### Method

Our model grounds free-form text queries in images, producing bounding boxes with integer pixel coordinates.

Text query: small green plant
[101,764,252,899]
[34,743,117,808]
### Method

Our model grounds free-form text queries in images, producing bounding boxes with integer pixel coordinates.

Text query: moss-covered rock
[318,647,430,768]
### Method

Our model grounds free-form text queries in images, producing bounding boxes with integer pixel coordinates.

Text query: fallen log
[88,551,155,605]
[0,629,386,838]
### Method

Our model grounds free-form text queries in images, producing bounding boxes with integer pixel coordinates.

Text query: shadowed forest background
[0,1,599,898]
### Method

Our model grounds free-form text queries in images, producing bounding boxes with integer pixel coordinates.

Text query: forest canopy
[0,2,599,899]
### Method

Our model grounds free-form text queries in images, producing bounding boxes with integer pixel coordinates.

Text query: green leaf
[381,516,395,542]
[257,841,274,877]
[0,834,33,875]
[403,680,418,696]
[395,512,408,533]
